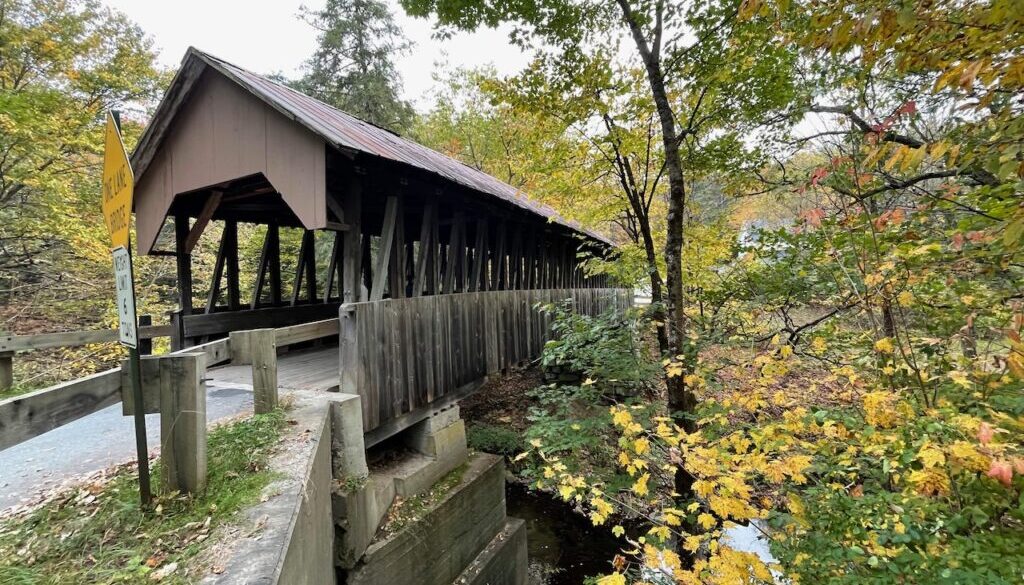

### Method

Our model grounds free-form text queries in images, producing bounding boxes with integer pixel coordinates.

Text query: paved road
[0,381,253,511]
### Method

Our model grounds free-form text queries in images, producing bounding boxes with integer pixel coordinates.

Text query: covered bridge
[130,48,628,436]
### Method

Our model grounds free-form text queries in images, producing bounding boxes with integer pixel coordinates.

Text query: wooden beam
[0,368,121,451]
[341,178,363,303]
[442,213,463,294]
[304,230,317,303]
[325,231,342,302]
[290,230,316,306]
[183,303,342,339]
[371,196,399,302]
[174,214,194,349]
[251,226,272,309]
[225,221,240,310]
[204,225,228,314]
[492,221,507,291]
[412,203,437,297]
[470,218,488,292]
[184,190,223,254]
[509,228,523,290]
[326,192,345,223]
[388,199,406,299]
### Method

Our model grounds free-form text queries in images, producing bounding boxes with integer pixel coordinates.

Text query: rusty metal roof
[132,47,610,245]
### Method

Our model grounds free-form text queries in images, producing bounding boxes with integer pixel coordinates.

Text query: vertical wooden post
[492,222,507,290]
[138,315,153,355]
[339,304,359,395]
[268,225,282,306]
[387,197,406,299]
[304,230,317,303]
[251,329,278,414]
[225,221,241,310]
[174,214,194,348]
[470,218,488,292]
[159,352,207,494]
[342,176,363,303]
[0,351,12,392]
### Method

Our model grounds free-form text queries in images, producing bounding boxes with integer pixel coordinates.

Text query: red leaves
[873,208,905,231]
[800,207,827,227]
[866,100,917,141]
[987,460,1013,487]
[809,166,829,186]
[977,422,994,445]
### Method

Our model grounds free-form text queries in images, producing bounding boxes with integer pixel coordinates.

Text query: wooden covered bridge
[127,47,628,441]
[0,47,632,585]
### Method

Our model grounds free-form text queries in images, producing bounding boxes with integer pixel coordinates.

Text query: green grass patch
[466,423,523,457]
[0,383,39,402]
[0,409,288,584]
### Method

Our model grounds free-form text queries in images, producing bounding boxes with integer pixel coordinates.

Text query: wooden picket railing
[340,288,632,441]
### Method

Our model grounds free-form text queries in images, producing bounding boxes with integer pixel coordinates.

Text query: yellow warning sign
[102,112,134,250]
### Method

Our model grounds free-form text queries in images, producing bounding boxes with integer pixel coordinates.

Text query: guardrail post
[0,351,12,392]
[159,352,207,494]
[138,315,153,355]
[251,329,278,414]
[339,304,359,395]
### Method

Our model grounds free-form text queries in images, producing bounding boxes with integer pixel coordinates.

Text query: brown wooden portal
[131,48,617,351]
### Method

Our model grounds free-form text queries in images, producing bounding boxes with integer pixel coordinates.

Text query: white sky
[103,0,530,111]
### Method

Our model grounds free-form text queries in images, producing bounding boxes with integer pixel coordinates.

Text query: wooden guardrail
[229,318,339,414]
[0,316,173,391]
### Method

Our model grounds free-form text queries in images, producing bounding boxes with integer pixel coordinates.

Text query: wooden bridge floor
[208,345,339,392]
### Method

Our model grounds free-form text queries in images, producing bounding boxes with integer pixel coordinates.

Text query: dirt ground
[460,367,544,432]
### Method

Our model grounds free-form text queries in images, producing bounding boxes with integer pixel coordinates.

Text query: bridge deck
[208,345,338,392]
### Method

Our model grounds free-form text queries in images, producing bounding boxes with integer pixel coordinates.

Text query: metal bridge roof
[132,48,610,245]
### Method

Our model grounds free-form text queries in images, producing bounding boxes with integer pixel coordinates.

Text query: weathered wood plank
[250,329,278,414]
[0,324,174,353]
[182,303,341,339]
[274,318,339,347]
[159,352,207,494]
[0,368,121,451]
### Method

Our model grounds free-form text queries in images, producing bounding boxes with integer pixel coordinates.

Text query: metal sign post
[103,111,151,508]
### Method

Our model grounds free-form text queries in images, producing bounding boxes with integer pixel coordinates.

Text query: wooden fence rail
[340,288,632,435]
[0,317,174,392]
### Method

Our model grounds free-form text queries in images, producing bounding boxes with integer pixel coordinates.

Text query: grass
[0,384,35,402]
[0,409,288,584]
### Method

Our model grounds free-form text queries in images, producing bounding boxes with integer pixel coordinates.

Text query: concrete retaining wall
[203,393,335,585]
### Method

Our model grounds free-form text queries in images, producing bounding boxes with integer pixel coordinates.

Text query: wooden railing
[0,288,631,457]
[0,317,174,391]
[340,288,632,442]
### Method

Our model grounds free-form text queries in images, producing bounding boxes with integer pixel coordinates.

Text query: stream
[505,483,778,584]
[506,483,623,584]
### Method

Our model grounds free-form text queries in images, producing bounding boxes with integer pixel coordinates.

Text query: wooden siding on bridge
[134,71,327,255]
[340,288,632,432]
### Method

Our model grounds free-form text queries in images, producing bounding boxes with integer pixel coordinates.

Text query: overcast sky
[103,0,530,111]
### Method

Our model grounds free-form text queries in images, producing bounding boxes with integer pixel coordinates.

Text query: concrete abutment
[205,393,526,585]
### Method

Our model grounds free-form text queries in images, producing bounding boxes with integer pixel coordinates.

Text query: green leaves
[297,0,415,133]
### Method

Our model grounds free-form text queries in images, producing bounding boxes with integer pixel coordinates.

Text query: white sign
[112,246,138,348]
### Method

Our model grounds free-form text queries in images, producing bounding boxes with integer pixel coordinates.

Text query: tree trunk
[617,0,699,531]
[637,208,669,354]
[617,0,697,430]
